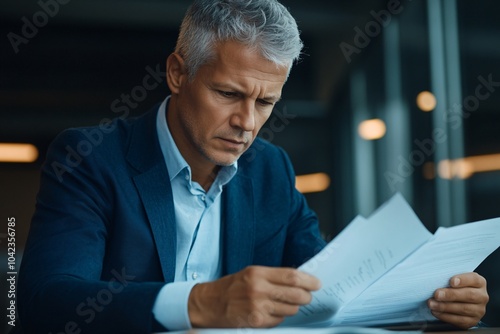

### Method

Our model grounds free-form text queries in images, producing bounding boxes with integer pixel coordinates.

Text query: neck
[191,165,221,192]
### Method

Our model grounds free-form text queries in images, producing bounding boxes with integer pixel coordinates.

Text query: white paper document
[281,193,500,327]
[164,327,421,334]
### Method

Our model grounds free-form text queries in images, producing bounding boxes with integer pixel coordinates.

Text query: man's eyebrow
[211,83,281,103]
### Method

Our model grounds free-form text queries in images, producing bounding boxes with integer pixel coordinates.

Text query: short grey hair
[175,0,303,79]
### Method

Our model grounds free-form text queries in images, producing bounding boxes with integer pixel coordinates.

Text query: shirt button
[201,195,206,201]
[185,175,190,181]
[192,272,198,280]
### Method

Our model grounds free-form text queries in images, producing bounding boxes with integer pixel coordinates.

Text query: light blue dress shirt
[152,98,238,330]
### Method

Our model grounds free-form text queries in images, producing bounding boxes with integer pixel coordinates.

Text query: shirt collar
[156,97,238,186]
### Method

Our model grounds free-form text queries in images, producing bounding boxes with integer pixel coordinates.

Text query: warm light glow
[0,143,39,163]
[438,153,500,179]
[416,91,437,112]
[296,173,331,193]
[358,119,386,141]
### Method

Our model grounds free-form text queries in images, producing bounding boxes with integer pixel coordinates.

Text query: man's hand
[428,272,489,329]
[188,266,321,328]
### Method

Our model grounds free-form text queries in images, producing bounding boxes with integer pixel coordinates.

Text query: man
[17,0,489,333]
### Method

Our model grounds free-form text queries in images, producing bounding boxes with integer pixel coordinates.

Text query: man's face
[167,40,289,169]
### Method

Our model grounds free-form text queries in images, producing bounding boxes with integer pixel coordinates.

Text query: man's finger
[271,285,313,305]
[431,310,479,330]
[450,272,486,288]
[428,299,485,318]
[433,287,489,304]
[270,302,301,317]
[268,267,321,290]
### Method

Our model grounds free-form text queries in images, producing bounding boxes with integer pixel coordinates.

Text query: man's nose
[230,100,255,132]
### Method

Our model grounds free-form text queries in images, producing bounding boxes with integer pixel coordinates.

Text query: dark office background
[1,0,500,331]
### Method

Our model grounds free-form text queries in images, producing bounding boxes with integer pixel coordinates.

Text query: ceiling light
[0,143,39,163]
[358,119,386,141]
[296,173,331,194]
[416,91,437,112]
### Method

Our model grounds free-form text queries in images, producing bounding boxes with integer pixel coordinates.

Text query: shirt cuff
[152,281,198,331]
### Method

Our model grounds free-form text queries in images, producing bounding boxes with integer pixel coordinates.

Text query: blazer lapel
[133,167,176,283]
[222,174,255,275]
[127,107,176,283]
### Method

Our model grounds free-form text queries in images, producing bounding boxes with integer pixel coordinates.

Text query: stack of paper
[281,193,500,327]
[164,327,421,334]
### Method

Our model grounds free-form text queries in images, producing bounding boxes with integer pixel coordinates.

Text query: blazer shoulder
[48,106,158,156]
[42,107,159,182]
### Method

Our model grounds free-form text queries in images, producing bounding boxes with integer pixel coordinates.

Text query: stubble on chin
[206,136,255,167]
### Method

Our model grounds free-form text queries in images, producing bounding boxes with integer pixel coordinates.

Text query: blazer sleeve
[277,147,327,267]
[18,129,166,334]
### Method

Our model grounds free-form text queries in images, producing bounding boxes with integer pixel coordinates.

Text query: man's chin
[209,153,241,167]
[215,158,239,167]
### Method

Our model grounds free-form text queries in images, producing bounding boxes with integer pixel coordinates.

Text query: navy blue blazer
[17,105,326,333]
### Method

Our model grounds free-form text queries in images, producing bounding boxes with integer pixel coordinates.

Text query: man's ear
[166,53,187,94]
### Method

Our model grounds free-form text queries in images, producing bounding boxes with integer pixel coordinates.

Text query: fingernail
[431,310,442,316]
[453,277,461,287]
[429,300,438,309]
[437,290,445,300]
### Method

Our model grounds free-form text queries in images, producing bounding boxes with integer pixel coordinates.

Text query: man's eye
[257,99,273,106]
[219,91,236,98]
